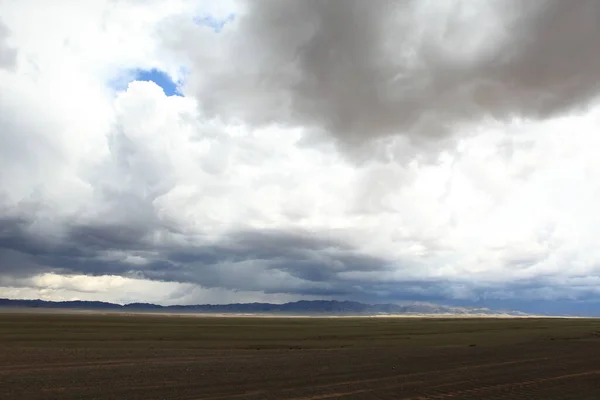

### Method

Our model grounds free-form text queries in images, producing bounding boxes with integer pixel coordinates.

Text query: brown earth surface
[1,312,600,399]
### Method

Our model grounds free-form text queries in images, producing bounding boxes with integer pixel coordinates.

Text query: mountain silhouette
[0,298,526,316]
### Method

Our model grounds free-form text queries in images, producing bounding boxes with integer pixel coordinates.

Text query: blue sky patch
[194,14,235,33]
[110,68,183,97]
[133,69,182,96]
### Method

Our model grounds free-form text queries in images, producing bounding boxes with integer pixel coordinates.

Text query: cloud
[0,21,16,69]
[0,208,392,298]
[194,13,235,33]
[2,0,600,314]
[168,0,600,160]
[0,272,326,305]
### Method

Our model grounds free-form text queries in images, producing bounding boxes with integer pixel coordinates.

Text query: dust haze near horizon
[2,1,600,315]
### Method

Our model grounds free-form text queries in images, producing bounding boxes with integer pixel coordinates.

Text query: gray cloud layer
[0,211,395,298]
[177,0,600,159]
[3,210,595,308]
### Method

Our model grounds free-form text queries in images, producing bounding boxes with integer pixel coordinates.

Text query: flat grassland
[1,312,600,399]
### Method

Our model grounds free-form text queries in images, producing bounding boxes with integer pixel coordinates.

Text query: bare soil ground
[1,312,600,399]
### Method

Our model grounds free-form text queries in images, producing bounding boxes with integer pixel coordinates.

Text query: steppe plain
[1,311,600,399]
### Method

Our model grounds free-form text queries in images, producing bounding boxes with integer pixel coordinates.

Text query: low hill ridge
[0,298,526,316]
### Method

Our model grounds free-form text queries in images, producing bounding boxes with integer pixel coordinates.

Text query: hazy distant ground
[0,307,549,318]
[1,312,600,399]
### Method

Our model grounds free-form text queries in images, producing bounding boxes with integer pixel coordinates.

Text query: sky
[2,1,600,315]
[120,69,182,97]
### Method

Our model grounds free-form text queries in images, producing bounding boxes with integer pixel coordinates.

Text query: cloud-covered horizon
[2,0,600,314]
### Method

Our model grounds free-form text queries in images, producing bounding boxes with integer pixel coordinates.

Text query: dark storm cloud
[0,214,391,297]
[69,223,153,252]
[176,0,600,159]
[164,229,344,267]
[138,229,394,294]
[3,213,600,309]
[0,216,71,277]
[0,215,154,277]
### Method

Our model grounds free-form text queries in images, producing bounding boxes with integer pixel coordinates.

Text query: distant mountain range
[0,298,527,316]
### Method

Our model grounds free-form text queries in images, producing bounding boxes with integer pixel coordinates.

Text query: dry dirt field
[1,312,600,399]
